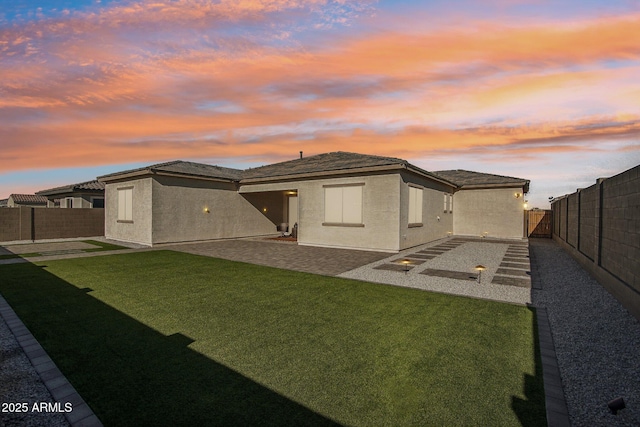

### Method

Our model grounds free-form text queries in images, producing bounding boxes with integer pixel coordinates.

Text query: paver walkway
[162,238,390,276]
[339,236,533,305]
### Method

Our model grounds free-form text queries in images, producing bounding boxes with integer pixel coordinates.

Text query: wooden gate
[527,210,552,238]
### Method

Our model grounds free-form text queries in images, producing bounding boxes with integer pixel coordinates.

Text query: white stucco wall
[399,172,455,250]
[150,176,275,244]
[453,187,526,239]
[104,178,153,245]
[240,174,401,252]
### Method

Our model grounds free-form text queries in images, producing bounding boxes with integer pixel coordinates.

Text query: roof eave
[151,170,237,183]
[458,181,530,191]
[240,164,406,183]
[36,185,75,196]
[99,168,236,184]
[404,164,458,188]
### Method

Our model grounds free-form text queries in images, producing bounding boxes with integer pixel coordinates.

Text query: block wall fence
[0,207,104,242]
[551,164,640,320]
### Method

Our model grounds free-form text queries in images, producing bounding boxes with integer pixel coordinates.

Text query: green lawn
[0,251,545,426]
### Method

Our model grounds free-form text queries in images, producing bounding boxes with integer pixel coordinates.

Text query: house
[431,169,530,240]
[0,199,7,208]
[98,152,529,251]
[7,194,49,208]
[36,180,105,208]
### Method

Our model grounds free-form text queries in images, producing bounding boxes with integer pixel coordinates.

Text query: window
[323,184,363,226]
[448,194,453,213]
[92,197,104,208]
[409,186,423,225]
[117,187,133,222]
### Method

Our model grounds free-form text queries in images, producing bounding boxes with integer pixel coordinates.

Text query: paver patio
[162,238,391,276]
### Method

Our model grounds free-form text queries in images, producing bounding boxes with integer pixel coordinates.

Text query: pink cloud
[0,3,639,178]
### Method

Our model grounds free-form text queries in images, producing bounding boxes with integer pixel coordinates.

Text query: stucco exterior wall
[104,178,153,245]
[150,176,275,244]
[399,171,454,250]
[452,187,526,239]
[240,174,402,252]
[303,174,400,252]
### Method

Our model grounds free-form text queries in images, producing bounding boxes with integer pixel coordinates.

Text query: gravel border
[338,238,532,305]
[530,238,640,426]
[0,305,69,427]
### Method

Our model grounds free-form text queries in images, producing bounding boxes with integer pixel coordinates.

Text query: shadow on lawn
[510,306,548,427]
[0,262,341,426]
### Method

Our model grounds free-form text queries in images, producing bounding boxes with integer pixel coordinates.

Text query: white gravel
[0,316,69,427]
[339,238,532,305]
[530,238,640,426]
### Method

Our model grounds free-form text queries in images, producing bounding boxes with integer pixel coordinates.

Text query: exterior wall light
[204,207,210,213]
[514,192,522,198]
[523,200,528,209]
[474,265,486,283]
[262,207,268,213]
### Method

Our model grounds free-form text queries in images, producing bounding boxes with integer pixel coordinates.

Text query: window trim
[322,183,364,226]
[408,184,423,227]
[117,186,133,223]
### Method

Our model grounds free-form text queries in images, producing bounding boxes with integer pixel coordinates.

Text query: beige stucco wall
[399,171,455,250]
[150,176,275,244]
[453,187,526,239]
[241,174,402,252]
[104,178,153,245]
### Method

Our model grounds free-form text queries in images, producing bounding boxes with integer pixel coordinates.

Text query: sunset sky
[2,0,639,208]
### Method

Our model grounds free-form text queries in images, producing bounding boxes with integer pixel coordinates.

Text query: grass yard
[0,251,546,426]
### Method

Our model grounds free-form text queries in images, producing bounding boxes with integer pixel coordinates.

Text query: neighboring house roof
[433,170,530,192]
[98,160,243,182]
[0,198,7,207]
[9,194,48,205]
[37,179,105,196]
[241,151,456,186]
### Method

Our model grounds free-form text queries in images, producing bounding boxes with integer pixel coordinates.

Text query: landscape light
[400,259,412,273]
[607,397,625,415]
[474,265,486,283]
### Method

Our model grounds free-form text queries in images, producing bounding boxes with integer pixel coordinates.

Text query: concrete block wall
[600,167,640,290]
[33,208,104,239]
[578,184,597,261]
[551,164,640,320]
[0,208,23,241]
[0,207,104,242]
[566,193,579,247]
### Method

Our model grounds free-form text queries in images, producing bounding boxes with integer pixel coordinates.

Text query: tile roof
[432,169,529,189]
[241,151,449,182]
[37,180,105,196]
[10,194,49,205]
[242,151,405,179]
[94,152,528,191]
[98,160,243,182]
